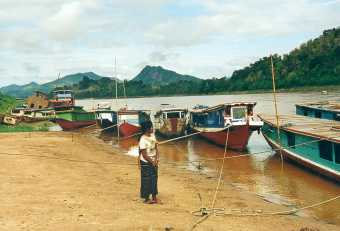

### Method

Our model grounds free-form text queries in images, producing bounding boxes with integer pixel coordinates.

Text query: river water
[78,92,340,225]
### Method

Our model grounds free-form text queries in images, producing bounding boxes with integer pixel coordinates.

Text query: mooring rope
[90,124,118,133]
[190,127,230,231]
[191,195,340,217]
[157,131,203,145]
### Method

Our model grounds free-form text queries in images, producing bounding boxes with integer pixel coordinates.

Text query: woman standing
[139,121,159,204]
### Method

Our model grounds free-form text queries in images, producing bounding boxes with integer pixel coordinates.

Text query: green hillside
[0,72,105,98]
[226,28,340,91]
[0,93,16,113]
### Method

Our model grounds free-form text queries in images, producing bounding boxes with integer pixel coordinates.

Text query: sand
[0,131,338,231]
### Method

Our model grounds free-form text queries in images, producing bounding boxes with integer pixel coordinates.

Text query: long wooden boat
[117,109,150,137]
[188,102,263,151]
[53,106,95,131]
[154,108,188,138]
[296,101,340,121]
[259,114,340,182]
[11,107,55,123]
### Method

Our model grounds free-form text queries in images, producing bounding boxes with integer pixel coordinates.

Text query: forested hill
[68,27,340,98]
[3,27,339,99]
[226,28,340,91]
[132,65,201,86]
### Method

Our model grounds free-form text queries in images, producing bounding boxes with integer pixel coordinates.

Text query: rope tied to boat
[190,126,230,230]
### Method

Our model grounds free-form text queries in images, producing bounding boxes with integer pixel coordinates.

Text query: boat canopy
[190,102,256,113]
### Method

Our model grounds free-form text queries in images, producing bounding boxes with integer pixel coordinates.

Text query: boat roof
[53,90,73,94]
[190,102,257,113]
[158,108,187,112]
[296,101,340,113]
[259,114,340,143]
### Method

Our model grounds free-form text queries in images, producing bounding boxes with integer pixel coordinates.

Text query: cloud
[0,0,339,87]
[42,1,98,41]
[145,0,340,47]
[148,51,180,62]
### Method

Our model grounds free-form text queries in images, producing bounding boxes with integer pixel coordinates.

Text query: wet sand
[0,132,338,231]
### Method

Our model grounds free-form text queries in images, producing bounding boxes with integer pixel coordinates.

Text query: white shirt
[139,134,157,163]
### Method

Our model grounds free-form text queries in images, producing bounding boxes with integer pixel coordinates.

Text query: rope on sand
[190,195,340,217]
[189,127,230,231]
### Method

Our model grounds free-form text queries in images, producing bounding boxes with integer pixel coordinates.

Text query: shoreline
[75,84,340,100]
[0,131,339,230]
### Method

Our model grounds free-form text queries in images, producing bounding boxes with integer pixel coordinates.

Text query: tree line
[57,27,340,98]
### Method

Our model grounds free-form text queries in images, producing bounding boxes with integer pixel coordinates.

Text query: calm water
[78,92,340,225]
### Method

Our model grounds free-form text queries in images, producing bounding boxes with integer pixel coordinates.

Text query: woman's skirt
[140,160,158,199]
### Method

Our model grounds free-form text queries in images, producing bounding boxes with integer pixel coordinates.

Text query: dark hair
[140,120,153,135]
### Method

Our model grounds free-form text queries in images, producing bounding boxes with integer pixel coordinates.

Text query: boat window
[231,107,247,120]
[303,109,308,116]
[167,112,180,119]
[335,143,340,164]
[315,110,322,118]
[287,132,295,148]
[319,140,333,161]
[334,113,340,121]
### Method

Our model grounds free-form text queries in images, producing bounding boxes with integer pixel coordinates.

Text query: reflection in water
[88,92,340,225]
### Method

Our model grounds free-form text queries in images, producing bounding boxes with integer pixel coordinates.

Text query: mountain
[0,72,106,98]
[132,65,202,86]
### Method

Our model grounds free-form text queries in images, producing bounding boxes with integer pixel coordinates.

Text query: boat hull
[54,118,96,131]
[157,118,186,138]
[193,125,252,151]
[263,134,340,183]
[96,119,116,132]
[119,122,140,137]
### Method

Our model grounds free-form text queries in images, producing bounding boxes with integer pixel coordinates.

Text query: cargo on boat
[296,101,340,121]
[117,108,150,137]
[53,106,95,131]
[259,114,340,182]
[2,115,19,125]
[188,102,263,151]
[154,107,188,138]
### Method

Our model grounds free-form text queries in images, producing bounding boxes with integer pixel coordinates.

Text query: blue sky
[0,0,339,87]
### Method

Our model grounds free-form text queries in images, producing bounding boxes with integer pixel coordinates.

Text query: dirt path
[0,132,338,230]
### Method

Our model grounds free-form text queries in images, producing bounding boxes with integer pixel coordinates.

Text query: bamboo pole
[270,56,284,169]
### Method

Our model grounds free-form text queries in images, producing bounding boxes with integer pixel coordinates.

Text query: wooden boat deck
[258,114,340,143]
[296,101,340,113]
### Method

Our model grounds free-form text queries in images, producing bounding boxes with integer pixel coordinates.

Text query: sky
[0,0,339,87]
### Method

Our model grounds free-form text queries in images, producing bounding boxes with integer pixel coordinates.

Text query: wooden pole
[270,55,284,169]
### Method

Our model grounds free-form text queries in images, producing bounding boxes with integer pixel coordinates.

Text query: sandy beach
[0,131,338,231]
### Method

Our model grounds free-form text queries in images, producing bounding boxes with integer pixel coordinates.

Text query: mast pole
[114,57,120,141]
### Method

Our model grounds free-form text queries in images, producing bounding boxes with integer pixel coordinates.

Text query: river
[78,92,340,225]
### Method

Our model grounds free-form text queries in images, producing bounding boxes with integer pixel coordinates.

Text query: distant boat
[49,90,75,108]
[188,102,263,151]
[154,107,188,138]
[117,108,150,137]
[53,106,95,131]
[296,101,340,121]
[259,114,340,182]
